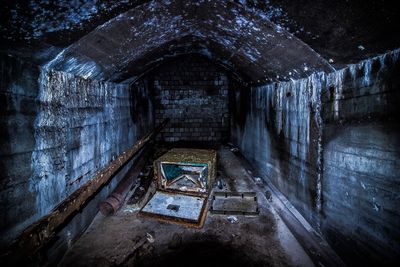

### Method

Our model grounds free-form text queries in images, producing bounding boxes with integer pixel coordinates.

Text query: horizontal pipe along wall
[2,46,399,266]
[0,53,154,260]
[231,50,400,266]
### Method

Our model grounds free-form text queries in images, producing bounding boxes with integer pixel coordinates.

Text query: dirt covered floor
[59,146,314,267]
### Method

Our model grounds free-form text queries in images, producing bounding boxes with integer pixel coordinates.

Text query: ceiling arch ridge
[43,0,333,83]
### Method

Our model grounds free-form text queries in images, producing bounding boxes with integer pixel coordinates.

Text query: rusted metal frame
[139,190,210,228]
[11,118,169,258]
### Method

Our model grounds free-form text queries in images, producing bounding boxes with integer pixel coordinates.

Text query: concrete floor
[59,146,314,267]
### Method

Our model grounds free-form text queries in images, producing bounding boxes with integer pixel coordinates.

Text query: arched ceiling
[2,0,399,81]
[43,0,333,83]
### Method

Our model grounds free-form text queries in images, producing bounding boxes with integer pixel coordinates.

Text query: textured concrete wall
[31,69,134,216]
[0,54,41,249]
[231,73,323,225]
[150,54,230,142]
[231,49,400,266]
[321,50,400,266]
[0,54,154,255]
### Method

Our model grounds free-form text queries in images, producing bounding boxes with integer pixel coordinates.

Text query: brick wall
[151,54,230,142]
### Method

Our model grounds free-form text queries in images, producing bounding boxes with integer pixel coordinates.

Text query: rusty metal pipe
[100,146,152,216]
[6,119,169,260]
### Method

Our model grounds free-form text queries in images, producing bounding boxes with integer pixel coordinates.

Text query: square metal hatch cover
[209,192,259,215]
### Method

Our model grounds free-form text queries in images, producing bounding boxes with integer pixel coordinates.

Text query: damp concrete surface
[59,146,314,267]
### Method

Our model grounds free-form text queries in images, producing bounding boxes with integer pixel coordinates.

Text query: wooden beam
[9,119,169,259]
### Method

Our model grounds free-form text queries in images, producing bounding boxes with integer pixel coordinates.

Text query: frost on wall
[321,49,400,264]
[323,48,400,122]
[232,48,400,226]
[232,72,324,223]
[29,68,135,218]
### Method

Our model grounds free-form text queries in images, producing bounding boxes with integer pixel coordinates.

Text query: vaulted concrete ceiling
[2,0,400,71]
[44,0,333,83]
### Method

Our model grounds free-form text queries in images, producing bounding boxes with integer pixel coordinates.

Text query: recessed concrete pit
[1,1,399,267]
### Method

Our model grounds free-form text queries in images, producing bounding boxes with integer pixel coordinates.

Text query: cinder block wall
[149,54,230,142]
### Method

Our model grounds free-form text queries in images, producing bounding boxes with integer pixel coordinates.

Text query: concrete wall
[321,51,400,266]
[0,54,154,257]
[0,54,41,249]
[2,47,399,265]
[231,49,400,266]
[231,73,323,225]
[149,54,230,142]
